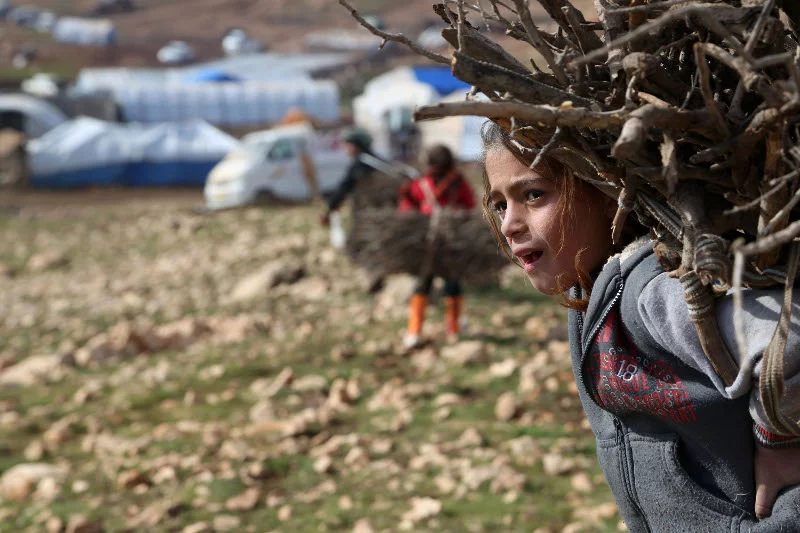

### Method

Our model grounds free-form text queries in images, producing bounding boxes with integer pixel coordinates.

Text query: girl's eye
[525,190,543,203]
[492,201,507,218]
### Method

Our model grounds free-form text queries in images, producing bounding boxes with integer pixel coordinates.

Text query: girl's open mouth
[521,251,543,271]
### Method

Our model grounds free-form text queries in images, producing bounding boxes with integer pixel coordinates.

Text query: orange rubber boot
[404,294,428,348]
[445,296,464,337]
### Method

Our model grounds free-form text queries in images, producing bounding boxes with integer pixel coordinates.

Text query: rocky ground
[0,191,620,532]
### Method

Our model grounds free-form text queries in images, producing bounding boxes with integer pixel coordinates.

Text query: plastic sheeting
[0,93,68,138]
[417,91,486,162]
[28,117,239,188]
[52,17,118,46]
[107,81,339,126]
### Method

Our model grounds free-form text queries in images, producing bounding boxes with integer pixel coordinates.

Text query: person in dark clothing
[320,127,376,225]
[482,121,800,531]
[399,145,475,348]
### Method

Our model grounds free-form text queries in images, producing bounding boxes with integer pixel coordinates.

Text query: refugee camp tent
[353,66,471,158]
[0,93,68,138]
[28,117,239,188]
[52,17,118,46]
[183,68,240,83]
[112,80,340,126]
[416,91,485,162]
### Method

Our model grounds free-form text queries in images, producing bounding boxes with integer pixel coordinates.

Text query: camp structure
[28,117,238,188]
[51,17,118,46]
[353,66,471,159]
[0,93,68,138]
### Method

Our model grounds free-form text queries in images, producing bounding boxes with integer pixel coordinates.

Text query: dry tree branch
[414,100,630,128]
[571,4,760,68]
[338,0,450,64]
[511,0,570,85]
[607,0,720,16]
[693,43,730,137]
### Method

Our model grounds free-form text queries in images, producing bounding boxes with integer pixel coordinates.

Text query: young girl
[399,144,475,348]
[482,122,800,531]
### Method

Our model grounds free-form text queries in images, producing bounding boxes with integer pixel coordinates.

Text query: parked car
[157,40,195,65]
[204,122,351,209]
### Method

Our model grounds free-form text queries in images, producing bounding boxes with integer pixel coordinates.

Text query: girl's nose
[500,202,525,241]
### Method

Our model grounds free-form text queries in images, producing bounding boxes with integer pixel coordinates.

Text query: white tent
[417,91,486,162]
[0,93,68,138]
[52,17,118,46]
[28,117,239,188]
[353,70,439,158]
[74,79,339,127]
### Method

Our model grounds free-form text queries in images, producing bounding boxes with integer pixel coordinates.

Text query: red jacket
[398,171,475,214]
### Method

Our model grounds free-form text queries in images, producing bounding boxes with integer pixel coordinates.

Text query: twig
[571,4,759,68]
[693,43,729,137]
[338,0,450,64]
[529,127,562,169]
[608,0,720,15]
[511,0,570,85]
[415,100,629,128]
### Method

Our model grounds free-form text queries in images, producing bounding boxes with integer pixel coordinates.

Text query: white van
[204,122,351,210]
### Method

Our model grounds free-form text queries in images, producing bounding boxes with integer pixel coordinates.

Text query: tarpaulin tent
[96,80,340,126]
[417,91,486,162]
[353,66,472,159]
[28,117,239,188]
[0,93,68,138]
[52,17,118,46]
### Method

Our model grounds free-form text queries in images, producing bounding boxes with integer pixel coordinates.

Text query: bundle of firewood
[346,207,509,284]
[340,0,800,435]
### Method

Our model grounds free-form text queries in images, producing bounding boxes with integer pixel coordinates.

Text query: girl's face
[485,147,614,295]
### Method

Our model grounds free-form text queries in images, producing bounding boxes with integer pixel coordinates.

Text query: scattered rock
[495,392,519,422]
[489,358,518,378]
[277,504,293,522]
[65,514,103,533]
[352,518,376,533]
[0,355,63,386]
[212,515,241,531]
[313,455,333,474]
[402,497,442,524]
[225,487,261,512]
[0,463,67,502]
[542,453,577,476]
[182,523,212,533]
[292,374,328,393]
[441,341,487,366]
[27,251,70,273]
[229,260,304,303]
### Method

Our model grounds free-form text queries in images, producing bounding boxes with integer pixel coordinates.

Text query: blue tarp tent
[184,68,240,83]
[28,117,239,188]
[411,66,471,96]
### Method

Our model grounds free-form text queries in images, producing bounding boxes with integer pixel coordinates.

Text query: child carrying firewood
[399,144,475,348]
[482,122,800,531]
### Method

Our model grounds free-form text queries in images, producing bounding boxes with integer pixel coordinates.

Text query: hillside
[0,0,594,78]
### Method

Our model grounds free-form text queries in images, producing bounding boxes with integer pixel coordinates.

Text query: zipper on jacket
[578,279,652,532]
[577,281,624,407]
[614,409,652,531]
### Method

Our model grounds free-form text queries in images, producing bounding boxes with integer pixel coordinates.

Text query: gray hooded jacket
[568,240,800,532]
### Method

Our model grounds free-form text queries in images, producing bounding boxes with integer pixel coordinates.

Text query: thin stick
[415,100,630,128]
[731,241,749,365]
[338,0,450,64]
[511,0,570,85]
[608,0,720,15]
[571,4,757,67]
[693,43,729,137]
